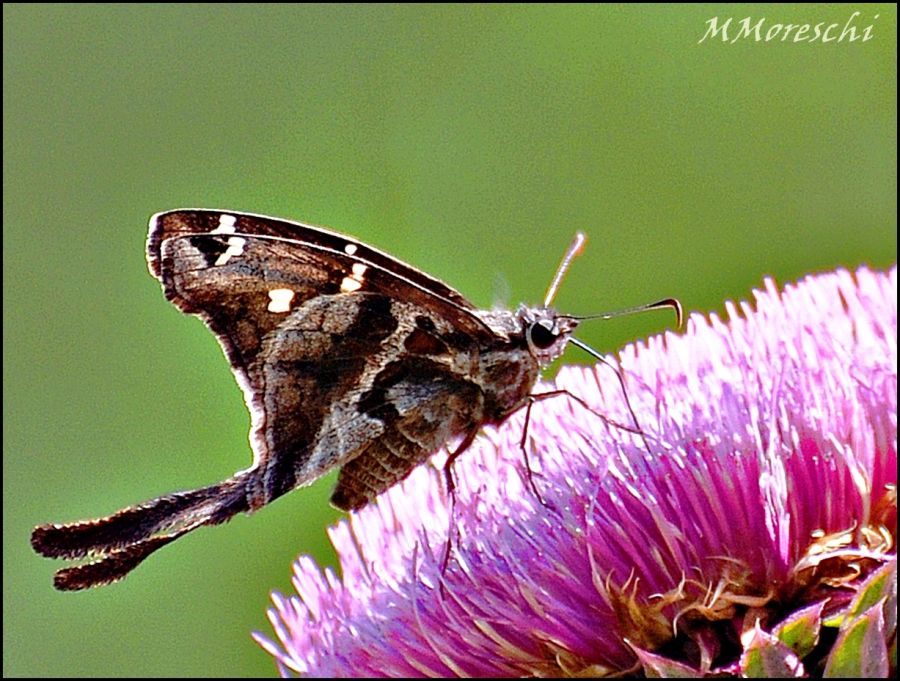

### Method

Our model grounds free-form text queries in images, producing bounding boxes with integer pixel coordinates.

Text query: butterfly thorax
[473,304,579,421]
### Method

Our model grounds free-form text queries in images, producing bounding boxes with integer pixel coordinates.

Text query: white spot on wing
[267,288,295,313]
[344,243,358,255]
[340,276,363,293]
[212,214,237,234]
[207,215,245,265]
[340,262,368,293]
[214,236,247,266]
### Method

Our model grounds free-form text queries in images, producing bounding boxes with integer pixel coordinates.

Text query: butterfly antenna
[543,233,587,307]
[569,297,683,329]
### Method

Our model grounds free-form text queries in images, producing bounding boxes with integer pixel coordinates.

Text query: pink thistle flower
[255,266,897,677]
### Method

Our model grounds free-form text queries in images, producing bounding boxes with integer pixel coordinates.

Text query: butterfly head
[518,232,682,368]
[518,305,580,366]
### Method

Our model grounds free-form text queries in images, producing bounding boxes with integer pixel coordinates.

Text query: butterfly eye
[528,320,558,350]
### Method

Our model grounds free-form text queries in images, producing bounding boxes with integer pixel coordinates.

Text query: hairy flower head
[256,266,897,677]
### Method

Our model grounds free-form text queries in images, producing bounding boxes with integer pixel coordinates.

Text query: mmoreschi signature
[699,11,878,44]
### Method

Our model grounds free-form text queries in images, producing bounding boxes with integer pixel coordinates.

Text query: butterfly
[31,209,680,590]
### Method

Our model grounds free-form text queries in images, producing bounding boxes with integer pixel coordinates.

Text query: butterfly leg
[517,385,651,507]
[439,426,480,580]
[528,389,643,434]
[518,396,549,507]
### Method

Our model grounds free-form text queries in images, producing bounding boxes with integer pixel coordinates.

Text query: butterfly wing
[31,209,502,589]
[148,209,487,376]
[148,210,497,505]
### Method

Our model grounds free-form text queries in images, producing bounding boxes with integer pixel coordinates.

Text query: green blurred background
[4,4,896,677]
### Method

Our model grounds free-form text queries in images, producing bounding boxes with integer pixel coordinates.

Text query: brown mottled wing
[31,209,501,590]
[148,209,485,378]
[148,209,496,507]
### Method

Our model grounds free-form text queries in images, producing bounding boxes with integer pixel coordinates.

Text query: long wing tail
[31,474,250,590]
